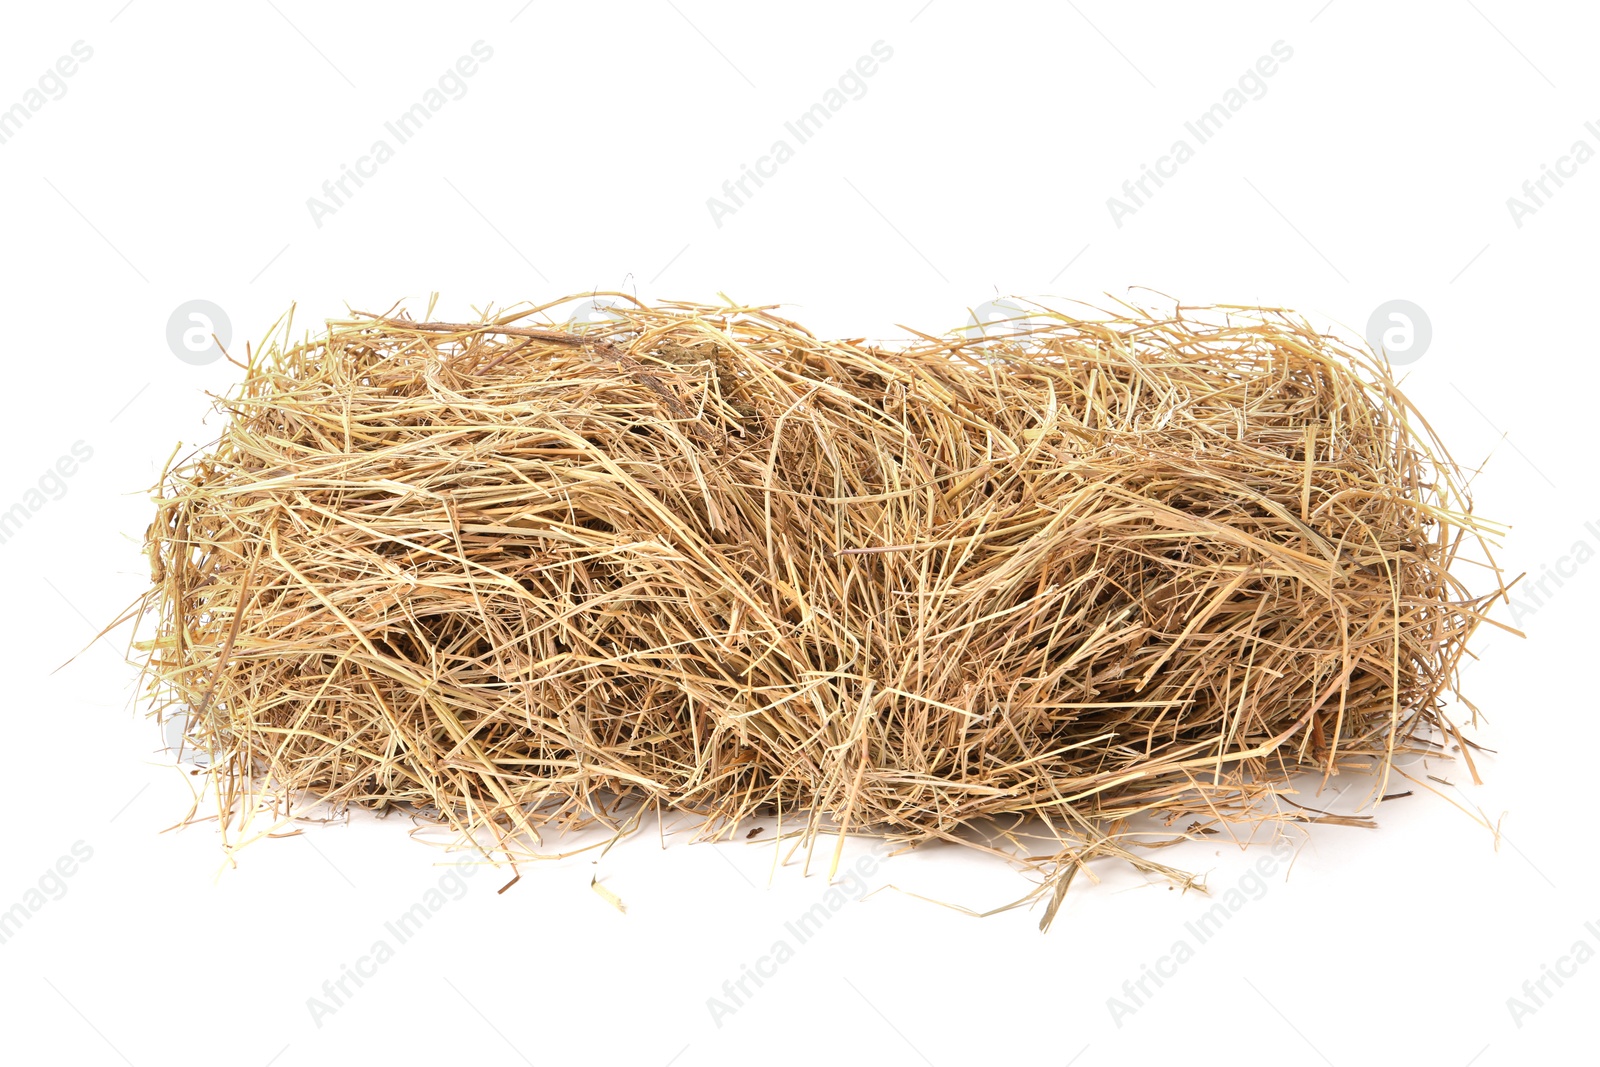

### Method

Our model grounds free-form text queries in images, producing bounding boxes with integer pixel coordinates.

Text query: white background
[1,2,1595,1064]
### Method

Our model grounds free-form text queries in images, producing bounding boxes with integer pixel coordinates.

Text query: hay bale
[137,297,1504,918]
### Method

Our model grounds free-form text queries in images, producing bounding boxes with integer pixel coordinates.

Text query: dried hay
[130,295,1509,923]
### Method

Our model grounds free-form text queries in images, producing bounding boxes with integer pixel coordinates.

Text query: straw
[133,295,1509,923]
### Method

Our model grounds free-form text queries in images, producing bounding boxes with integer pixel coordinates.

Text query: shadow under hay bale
[133,296,1509,925]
